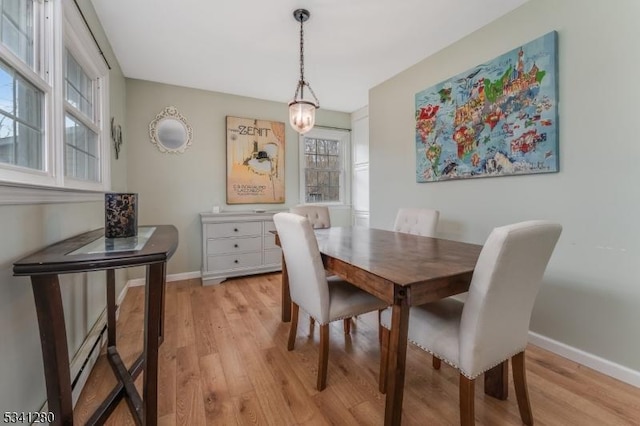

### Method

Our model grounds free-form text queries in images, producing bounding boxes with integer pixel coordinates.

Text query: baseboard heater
[71,323,107,391]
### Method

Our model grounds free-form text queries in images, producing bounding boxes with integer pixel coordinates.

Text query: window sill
[0,183,104,205]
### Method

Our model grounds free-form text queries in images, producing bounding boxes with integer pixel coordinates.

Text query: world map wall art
[415,31,558,182]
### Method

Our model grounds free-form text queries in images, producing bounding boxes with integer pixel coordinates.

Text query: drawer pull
[234,244,239,248]
[234,259,239,264]
[234,228,239,232]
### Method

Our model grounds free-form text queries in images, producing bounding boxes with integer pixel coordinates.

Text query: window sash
[303,138,342,203]
[299,128,350,205]
[0,57,44,171]
[64,112,99,182]
[0,0,35,69]
[65,48,94,121]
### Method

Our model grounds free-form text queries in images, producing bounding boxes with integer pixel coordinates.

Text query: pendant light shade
[289,100,316,134]
[289,9,319,134]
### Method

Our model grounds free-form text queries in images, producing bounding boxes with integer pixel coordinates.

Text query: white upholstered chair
[290,204,352,331]
[290,205,331,229]
[379,220,562,425]
[273,212,388,390]
[393,207,440,237]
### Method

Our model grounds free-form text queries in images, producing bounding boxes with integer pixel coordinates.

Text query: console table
[13,225,178,426]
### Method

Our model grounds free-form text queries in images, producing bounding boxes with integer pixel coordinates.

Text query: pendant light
[288,9,319,134]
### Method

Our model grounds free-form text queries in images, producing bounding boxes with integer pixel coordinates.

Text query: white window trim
[0,0,110,204]
[298,127,351,207]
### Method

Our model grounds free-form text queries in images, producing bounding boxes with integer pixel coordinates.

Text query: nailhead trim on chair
[406,337,526,379]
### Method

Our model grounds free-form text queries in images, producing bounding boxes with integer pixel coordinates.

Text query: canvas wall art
[415,31,558,182]
[226,116,285,204]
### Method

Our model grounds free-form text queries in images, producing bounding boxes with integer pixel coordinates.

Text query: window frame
[0,0,110,204]
[298,127,351,207]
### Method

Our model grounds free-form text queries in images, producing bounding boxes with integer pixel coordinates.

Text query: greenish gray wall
[0,0,127,413]
[125,79,351,277]
[369,0,639,371]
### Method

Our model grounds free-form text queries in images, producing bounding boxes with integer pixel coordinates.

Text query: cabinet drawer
[263,220,276,234]
[207,236,262,255]
[207,252,262,272]
[264,248,282,266]
[263,232,278,250]
[206,222,261,238]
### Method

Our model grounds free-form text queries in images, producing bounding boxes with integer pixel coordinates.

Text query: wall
[369,0,640,377]
[125,79,350,277]
[0,0,127,413]
[351,106,370,227]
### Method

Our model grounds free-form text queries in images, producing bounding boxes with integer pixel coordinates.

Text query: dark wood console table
[13,225,178,426]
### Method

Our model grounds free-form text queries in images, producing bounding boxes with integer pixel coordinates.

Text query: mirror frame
[148,106,193,153]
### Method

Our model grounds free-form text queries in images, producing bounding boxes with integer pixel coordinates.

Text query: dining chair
[379,220,562,425]
[394,207,440,237]
[273,212,388,390]
[290,204,354,332]
[389,207,441,344]
[290,204,331,229]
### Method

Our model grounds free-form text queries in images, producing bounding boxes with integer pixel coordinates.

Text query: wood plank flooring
[73,273,640,425]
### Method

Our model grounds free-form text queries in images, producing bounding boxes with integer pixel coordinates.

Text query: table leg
[158,262,167,344]
[384,286,411,426]
[142,263,164,426]
[281,252,291,322]
[31,275,73,426]
[106,269,117,346]
[484,360,509,400]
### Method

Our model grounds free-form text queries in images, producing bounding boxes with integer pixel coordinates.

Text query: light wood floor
[74,273,640,425]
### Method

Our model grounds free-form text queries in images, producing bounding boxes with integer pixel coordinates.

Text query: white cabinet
[200,211,282,285]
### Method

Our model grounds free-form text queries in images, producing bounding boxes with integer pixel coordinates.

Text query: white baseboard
[127,270,201,287]
[69,310,107,407]
[116,275,130,320]
[529,331,640,388]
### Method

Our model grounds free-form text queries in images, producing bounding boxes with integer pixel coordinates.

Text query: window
[299,127,350,205]
[0,58,43,171]
[0,0,109,198]
[64,49,99,182]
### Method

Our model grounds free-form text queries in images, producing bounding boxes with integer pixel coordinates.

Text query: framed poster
[415,31,559,182]
[226,116,285,204]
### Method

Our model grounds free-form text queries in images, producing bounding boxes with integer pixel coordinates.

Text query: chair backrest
[459,220,562,377]
[273,212,330,323]
[393,208,440,237]
[290,205,331,229]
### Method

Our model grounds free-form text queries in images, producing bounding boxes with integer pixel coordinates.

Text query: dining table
[277,226,510,426]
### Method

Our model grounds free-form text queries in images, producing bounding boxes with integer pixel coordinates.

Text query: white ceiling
[91,0,528,113]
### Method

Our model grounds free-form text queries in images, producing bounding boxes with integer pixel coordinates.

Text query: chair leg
[432,355,441,370]
[343,318,351,334]
[378,326,389,393]
[512,351,533,425]
[287,303,299,351]
[459,374,475,426]
[317,324,330,391]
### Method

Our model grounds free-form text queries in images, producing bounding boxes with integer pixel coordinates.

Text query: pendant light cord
[290,9,319,108]
[299,16,305,98]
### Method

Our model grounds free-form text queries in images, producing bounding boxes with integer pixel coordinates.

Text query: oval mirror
[149,106,193,153]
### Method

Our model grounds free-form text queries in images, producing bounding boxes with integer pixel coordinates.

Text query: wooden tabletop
[13,225,179,276]
[314,226,482,286]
